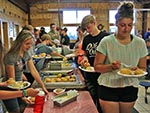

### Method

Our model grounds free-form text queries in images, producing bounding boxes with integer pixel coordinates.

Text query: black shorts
[97,85,138,102]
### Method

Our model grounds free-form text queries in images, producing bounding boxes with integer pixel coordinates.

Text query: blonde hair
[81,15,96,31]
[5,30,33,58]
[41,34,51,41]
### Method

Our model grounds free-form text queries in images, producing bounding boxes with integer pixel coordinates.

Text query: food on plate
[81,61,92,70]
[86,66,93,70]
[7,78,15,85]
[53,88,65,95]
[28,97,35,103]
[7,78,24,88]
[33,53,46,58]
[39,53,46,57]
[120,68,132,75]
[83,62,90,68]
[120,68,145,75]
[134,69,144,75]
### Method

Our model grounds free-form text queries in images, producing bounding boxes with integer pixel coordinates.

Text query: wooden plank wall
[0,0,27,49]
[30,2,143,32]
[0,1,149,48]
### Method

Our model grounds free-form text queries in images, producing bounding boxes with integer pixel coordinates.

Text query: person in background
[39,27,47,39]
[34,28,41,45]
[60,27,70,47]
[74,26,86,65]
[35,34,62,57]
[94,2,147,113]
[80,14,109,113]
[1,30,49,113]
[144,28,150,40]
[48,23,60,41]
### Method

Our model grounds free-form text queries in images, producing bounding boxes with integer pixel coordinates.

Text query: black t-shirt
[61,35,70,46]
[82,31,109,66]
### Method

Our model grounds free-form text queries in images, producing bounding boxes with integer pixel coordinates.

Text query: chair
[139,81,150,103]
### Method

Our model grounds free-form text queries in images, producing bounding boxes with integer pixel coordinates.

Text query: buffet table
[32,68,86,90]
[23,91,99,113]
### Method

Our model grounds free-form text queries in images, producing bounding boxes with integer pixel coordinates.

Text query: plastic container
[34,91,45,113]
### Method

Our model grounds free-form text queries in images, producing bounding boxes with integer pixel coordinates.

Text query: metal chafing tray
[32,69,85,89]
[42,71,83,88]
[51,90,79,107]
[46,61,75,70]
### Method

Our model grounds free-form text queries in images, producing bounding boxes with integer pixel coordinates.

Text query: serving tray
[51,90,79,107]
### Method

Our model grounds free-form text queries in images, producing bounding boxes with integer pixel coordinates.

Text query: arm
[22,73,27,81]
[94,51,112,73]
[27,59,48,95]
[94,51,121,73]
[51,51,63,57]
[137,56,147,71]
[5,65,15,79]
[0,88,39,100]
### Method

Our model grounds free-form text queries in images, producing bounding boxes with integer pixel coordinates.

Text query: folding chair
[139,81,150,103]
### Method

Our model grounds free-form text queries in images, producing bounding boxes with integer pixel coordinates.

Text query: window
[63,9,91,40]
[63,9,91,24]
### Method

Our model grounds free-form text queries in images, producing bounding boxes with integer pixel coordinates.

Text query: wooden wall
[30,2,143,32]
[0,1,149,48]
[0,0,27,49]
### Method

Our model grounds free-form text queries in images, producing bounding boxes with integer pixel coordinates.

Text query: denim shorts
[97,85,138,102]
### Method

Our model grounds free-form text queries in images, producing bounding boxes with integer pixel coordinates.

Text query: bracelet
[22,89,28,97]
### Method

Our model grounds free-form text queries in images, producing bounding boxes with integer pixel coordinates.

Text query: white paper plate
[65,53,76,58]
[41,69,73,74]
[45,56,51,59]
[117,71,147,77]
[8,81,31,89]
[79,66,95,72]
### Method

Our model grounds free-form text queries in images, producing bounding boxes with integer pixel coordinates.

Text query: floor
[134,79,150,113]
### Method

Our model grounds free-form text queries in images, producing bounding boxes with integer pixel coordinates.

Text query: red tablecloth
[24,91,98,113]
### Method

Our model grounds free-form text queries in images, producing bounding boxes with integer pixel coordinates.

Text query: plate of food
[53,88,66,95]
[7,81,31,89]
[117,68,147,77]
[27,97,35,104]
[32,53,46,59]
[79,66,95,72]
[45,54,51,59]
